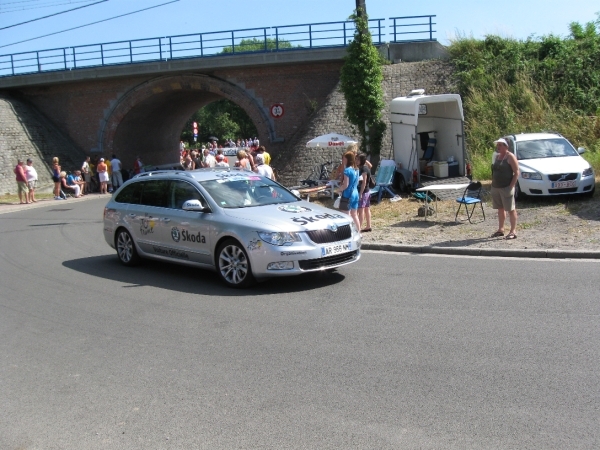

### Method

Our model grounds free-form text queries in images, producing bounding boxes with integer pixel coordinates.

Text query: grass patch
[0,192,54,204]
[449,18,600,175]
[519,220,542,230]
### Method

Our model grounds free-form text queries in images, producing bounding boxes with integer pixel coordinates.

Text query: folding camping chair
[421,136,436,164]
[455,181,485,223]
[369,160,396,203]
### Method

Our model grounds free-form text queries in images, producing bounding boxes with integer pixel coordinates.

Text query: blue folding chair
[455,181,485,223]
[421,137,436,163]
[369,160,396,203]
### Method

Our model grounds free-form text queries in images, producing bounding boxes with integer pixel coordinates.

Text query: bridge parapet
[0,16,436,79]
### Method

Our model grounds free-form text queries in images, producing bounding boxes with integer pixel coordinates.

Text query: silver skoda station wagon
[103,169,361,287]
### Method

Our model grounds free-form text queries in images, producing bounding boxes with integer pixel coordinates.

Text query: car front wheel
[116,229,141,266]
[515,182,526,201]
[583,185,596,198]
[216,239,256,288]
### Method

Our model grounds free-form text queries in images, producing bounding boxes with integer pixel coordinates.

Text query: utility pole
[355,0,369,153]
[355,0,367,17]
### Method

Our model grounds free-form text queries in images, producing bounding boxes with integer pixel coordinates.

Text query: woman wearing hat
[491,138,519,240]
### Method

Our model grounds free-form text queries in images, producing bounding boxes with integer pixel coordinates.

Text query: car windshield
[516,138,579,160]
[200,174,299,208]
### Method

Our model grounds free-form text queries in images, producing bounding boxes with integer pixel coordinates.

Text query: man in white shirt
[202,148,216,168]
[254,154,274,180]
[111,154,123,188]
[81,156,92,193]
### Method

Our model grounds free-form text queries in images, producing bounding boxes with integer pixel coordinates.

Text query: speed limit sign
[270,103,284,118]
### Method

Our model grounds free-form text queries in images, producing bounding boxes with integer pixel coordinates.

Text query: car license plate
[551,180,576,189]
[321,241,352,257]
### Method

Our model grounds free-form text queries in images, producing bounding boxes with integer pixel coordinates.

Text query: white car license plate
[551,180,576,189]
[321,241,352,257]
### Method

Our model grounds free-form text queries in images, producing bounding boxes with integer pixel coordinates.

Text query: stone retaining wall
[274,60,456,186]
[0,93,85,194]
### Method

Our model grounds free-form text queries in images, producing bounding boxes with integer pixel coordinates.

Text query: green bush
[449,14,600,178]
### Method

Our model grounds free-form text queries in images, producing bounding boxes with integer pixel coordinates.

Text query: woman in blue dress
[338,151,361,230]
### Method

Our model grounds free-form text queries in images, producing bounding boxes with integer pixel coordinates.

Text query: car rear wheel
[216,239,256,288]
[116,229,141,266]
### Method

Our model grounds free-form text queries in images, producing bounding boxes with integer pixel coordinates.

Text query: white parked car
[501,133,595,198]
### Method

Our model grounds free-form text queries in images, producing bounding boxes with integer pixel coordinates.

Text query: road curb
[362,243,600,259]
[0,194,105,215]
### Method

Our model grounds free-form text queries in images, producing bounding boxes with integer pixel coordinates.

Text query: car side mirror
[182,199,210,212]
[577,147,586,154]
[291,189,301,198]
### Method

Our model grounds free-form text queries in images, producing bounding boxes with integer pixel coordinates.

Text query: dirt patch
[314,180,600,250]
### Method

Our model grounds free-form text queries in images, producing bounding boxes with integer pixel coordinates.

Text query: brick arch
[99,74,275,167]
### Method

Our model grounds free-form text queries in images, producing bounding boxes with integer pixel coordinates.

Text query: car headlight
[521,172,542,180]
[582,167,594,178]
[257,231,301,246]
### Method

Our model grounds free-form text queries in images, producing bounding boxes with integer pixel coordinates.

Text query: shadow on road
[63,255,346,296]
[390,219,462,229]
[424,236,495,247]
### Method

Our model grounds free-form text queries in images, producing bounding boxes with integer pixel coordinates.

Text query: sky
[0,0,599,56]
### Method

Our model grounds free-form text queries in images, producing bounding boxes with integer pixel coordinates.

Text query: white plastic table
[415,183,470,220]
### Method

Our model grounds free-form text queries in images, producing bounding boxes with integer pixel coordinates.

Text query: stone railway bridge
[0,41,453,192]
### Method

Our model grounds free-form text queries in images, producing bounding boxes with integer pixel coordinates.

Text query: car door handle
[161,218,171,223]
[128,213,136,217]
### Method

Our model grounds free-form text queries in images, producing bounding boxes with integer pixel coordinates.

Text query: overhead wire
[0,0,181,49]
[0,0,98,14]
[0,0,108,31]
[3,0,56,4]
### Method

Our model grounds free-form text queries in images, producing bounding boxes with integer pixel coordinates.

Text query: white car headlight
[258,231,301,246]
[582,167,594,178]
[521,172,542,180]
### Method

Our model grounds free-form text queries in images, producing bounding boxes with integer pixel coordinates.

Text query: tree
[180,99,258,145]
[222,37,293,54]
[339,8,386,161]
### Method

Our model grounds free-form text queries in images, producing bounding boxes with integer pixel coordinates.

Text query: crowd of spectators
[179,138,274,180]
[13,153,142,202]
[14,137,277,203]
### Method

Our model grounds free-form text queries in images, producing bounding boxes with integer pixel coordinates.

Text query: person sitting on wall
[67,170,86,195]
[60,171,81,197]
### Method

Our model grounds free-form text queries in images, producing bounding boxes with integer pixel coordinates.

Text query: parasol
[306,133,358,149]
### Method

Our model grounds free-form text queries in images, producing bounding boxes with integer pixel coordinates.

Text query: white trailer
[389,91,466,189]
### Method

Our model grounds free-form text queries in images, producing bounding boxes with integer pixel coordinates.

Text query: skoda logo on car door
[171,227,181,242]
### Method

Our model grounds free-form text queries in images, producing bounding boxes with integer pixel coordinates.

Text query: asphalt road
[1,198,599,449]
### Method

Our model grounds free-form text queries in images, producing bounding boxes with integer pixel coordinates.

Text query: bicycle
[300,160,335,187]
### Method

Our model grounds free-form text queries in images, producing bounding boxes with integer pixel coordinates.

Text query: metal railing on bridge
[0,15,436,78]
